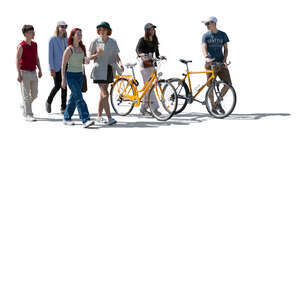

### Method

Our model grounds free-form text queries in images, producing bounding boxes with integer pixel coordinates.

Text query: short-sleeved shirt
[89,37,120,80]
[202,30,229,62]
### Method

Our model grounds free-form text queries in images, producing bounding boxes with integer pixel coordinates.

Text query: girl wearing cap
[61,28,94,128]
[46,21,68,114]
[89,22,124,125]
[136,23,165,116]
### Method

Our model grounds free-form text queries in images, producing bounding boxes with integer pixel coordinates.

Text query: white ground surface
[1,0,299,299]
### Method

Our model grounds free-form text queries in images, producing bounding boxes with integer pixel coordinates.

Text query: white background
[0,0,299,299]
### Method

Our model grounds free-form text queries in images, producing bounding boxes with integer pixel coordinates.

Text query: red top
[19,41,37,71]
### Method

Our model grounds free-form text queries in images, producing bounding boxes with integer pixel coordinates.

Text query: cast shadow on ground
[34,112,291,129]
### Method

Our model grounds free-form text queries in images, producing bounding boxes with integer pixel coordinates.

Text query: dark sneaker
[46,102,51,113]
[217,103,225,114]
[211,107,219,115]
[61,108,65,115]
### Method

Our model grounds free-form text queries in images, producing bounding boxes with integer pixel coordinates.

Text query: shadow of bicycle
[34,112,291,129]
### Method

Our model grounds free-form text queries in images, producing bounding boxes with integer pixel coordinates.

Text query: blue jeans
[64,72,90,124]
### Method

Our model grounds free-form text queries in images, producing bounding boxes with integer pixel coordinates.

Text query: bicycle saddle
[179,59,192,64]
[125,62,137,68]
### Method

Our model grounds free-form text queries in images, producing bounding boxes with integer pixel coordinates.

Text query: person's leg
[217,67,232,97]
[205,63,215,108]
[64,73,77,121]
[140,67,157,111]
[47,71,61,105]
[20,71,33,117]
[73,73,90,124]
[56,70,67,110]
[98,84,112,118]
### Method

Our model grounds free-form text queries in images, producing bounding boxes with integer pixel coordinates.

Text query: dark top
[136,37,160,58]
[202,30,229,62]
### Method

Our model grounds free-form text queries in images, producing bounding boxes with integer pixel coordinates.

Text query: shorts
[205,62,232,86]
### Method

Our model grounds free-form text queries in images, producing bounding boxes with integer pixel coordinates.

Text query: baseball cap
[144,23,156,31]
[202,16,218,24]
[57,21,67,26]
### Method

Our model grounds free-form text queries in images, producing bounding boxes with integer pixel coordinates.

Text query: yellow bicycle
[110,58,178,121]
[169,59,236,118]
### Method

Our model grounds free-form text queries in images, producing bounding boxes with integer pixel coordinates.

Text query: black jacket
[136,37,160,58]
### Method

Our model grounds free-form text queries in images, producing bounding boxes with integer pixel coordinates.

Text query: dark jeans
[47,70,67,109]
[64,72,91,124]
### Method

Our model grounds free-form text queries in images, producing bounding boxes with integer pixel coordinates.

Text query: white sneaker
[95,116,107,124]
[25,115,36,122]
[63,120,75,126]
[108,117,117,125]
[83,120,95,128]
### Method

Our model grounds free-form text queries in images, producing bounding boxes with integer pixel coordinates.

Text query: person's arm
[16,45,23,82]
[114,53,124,73]
[36,48,42,78]
[49,38,56,77]
[223,43,228,65]
[136,38,146,57]
[155,45,160,58]
[202,43,209,59]
[61,47,72,89]
[89,40,103,60]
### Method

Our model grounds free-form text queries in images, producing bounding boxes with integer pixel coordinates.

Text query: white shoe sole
[83,120,95,128]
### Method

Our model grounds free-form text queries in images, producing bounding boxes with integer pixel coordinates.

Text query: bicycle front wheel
[168,78,189,114]
[110,78,135,116]
[205,81,236,119]
[148,80,178,121]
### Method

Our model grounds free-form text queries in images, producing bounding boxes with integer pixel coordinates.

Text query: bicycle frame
[182,69,215,100]
[114,68,164,107]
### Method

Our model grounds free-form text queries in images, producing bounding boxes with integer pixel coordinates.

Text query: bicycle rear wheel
[148,80,178,121]
[110,78,135,116]
[168,78,189,114]
[205,81,236,119]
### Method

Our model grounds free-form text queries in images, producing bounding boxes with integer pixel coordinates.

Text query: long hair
[144,28,159,47]
[55,26,67,38]
[68,28,86,56]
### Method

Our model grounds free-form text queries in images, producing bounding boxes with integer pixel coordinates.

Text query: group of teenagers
[16,16,232,128]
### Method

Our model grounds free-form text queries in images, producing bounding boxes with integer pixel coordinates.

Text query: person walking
[89,22,124,125]
[61,28,94,128]
[46,21,68,114]
[16,24,42,122]
[136,23,165,116]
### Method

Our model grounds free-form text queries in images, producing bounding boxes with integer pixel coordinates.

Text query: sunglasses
[60,25,68,29]
[205,22,214,26]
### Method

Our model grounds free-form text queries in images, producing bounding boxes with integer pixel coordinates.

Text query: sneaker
[108,117,117,125]
[211,108,219,115]
[217,103,225,114]
[83,120,95,128]
[25,115,36,122]
[95,116,107,124]
[46,102,51,113]
[63,120,75,126]
[153,109,162,116]
[140,107,152,116]
[61,108,65,115]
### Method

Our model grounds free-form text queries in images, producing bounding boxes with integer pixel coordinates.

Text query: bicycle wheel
[148,80,178,121]
[168,78,189,114]
[205,81,236,119]
[110,78,135,116]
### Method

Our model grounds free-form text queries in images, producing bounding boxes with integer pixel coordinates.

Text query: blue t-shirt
[202,30,229,62]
